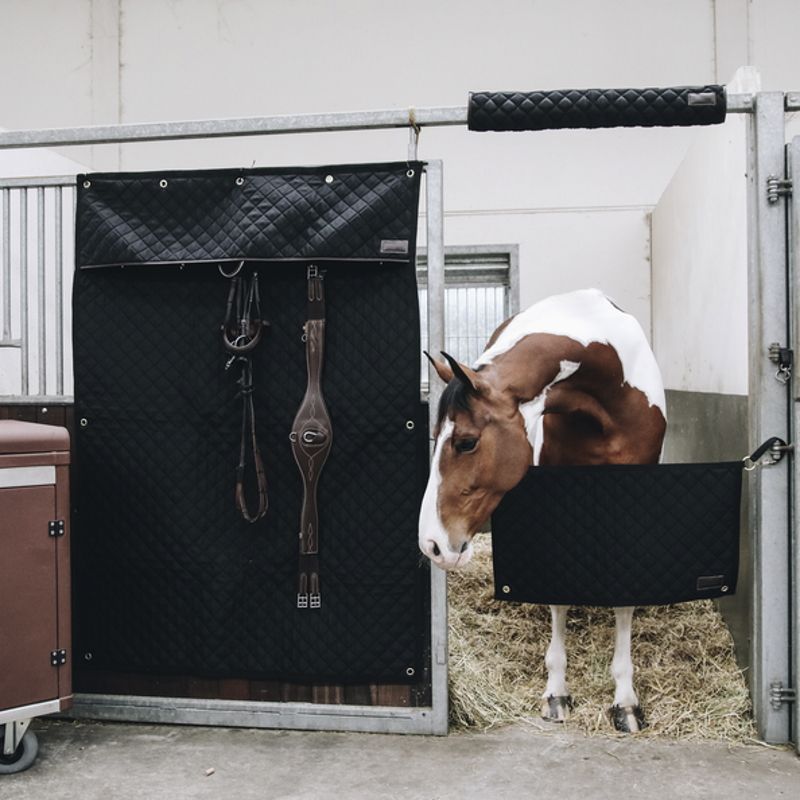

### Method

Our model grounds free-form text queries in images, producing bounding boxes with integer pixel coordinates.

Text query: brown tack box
[0,420,72,719]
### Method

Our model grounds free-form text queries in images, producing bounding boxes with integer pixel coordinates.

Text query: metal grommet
[405,420,415,431]
[406,667,415,677]
[406,169,415,178]
[84,652,93,662]
[721,585,729,593]
[289,432,298,443]
[82,180,91,189]
[325,174,334,184]
[80,418,89,428]
[41,407,48,414]
[501,585,511,594]
[235,177,245,186]
[159,179,168,188]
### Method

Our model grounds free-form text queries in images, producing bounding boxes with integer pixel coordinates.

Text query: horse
[418,288,667,732]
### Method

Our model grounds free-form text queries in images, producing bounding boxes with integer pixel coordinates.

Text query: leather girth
[290,266,333,609]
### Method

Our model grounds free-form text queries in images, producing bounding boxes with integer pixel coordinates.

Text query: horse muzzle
[419,535,474,571]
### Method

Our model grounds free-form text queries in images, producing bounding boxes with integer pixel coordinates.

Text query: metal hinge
[50,649,67,667]
[768,342,793,383]
[766,176,792,203]
[769,680,796,710]
[48,519,65,537]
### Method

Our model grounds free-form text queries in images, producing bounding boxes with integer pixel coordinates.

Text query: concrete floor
[3,718,799,800]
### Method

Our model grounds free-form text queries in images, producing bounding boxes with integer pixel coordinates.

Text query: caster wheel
[0,728,39,774]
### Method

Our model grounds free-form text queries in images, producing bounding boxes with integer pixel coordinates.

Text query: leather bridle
[221,264,269,523]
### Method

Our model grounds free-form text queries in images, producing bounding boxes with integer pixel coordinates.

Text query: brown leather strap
[221,270,269,524]
[290,265,332,608]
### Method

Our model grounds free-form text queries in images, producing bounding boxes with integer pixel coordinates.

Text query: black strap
[221,270,269,523]
[744,437,791,469]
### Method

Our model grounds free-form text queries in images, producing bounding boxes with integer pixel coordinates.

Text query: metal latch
[766,176,792,203]
[50,649,67,666]
[48,519,65,537]
[768,343,793,383]
[769,680,796,710]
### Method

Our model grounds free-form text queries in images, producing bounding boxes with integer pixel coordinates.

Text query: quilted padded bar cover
[468,85,726,132]
[72,163,430,684]
[491,461,741,607]
[76,162,422,268]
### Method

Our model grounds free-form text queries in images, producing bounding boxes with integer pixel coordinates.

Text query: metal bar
[424,159,448,735]
[55,187,63,395]
[20,188,28,395]
[0,93,757,152]
[747,92,792,743]
[788,134,800,754]
[69,694,441,735]
[2,188,9,340]
[727,93,756,113]
[0,175,75,189]
[0,107,468,150]
[37,187,45,395]
[0,700,60,726]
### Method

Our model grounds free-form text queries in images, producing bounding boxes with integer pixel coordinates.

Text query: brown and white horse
[419,288,666,732]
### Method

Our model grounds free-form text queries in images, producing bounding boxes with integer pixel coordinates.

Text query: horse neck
[479,333,584,403]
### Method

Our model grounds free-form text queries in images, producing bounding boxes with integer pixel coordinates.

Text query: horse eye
[454,437,478,454]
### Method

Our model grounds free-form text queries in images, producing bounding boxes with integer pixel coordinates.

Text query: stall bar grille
[0,176,76,401]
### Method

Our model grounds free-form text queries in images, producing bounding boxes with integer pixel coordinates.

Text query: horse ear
[440,351,482,394]
[423,350,454,383]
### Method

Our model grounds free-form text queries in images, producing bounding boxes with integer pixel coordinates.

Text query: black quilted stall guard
[72,163,430,684]
[468,85,726,132]
[491,461,741,607]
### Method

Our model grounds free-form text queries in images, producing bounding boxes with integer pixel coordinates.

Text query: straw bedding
[448,536,755,741]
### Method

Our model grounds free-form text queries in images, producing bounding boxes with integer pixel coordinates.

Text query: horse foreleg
[541,604,573,722]
[609,606,645,732]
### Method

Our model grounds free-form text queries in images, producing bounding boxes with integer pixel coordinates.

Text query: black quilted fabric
[468,85,726,132]
[76,163,422,268]
[72,164,430,683]
[491,461,741,607]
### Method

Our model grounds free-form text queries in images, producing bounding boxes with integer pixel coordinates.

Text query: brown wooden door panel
[0,484,59,711]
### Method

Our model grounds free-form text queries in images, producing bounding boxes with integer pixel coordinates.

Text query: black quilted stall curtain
[72,163,429,684]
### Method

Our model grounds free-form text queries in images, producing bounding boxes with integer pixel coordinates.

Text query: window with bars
[417,245,518,390]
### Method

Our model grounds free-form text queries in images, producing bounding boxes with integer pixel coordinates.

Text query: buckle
[297,593,309,609]
[310,593,321,609]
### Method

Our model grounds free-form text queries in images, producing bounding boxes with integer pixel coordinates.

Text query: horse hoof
[609,704,646,733]
[541,695,574,722]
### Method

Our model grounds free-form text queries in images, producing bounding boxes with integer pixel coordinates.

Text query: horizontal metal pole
[0,107,468,150]
[0,93,765,151]
[0,175,75,188]
[0,394,74,404]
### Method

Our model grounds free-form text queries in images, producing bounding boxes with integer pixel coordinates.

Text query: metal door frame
[1,91,798,742]
[788,134,800,752]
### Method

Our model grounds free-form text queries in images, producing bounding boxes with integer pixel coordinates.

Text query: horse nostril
[460,541,469,554]
[432,542,441,557]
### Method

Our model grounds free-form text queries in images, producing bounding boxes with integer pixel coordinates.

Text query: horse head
[418,351,532,570]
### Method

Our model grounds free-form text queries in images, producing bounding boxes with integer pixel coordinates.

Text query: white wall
[1,0,799,398]
[651,111,749,395]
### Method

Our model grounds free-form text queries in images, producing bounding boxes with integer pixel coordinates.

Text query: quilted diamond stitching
[468,86,726,132]
[491,462,742,607]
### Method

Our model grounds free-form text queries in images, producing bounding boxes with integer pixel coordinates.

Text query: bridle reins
[221,263,269,523]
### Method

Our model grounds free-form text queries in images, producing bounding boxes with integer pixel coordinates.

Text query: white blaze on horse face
[418,418,474,571]
[476,288,666,416]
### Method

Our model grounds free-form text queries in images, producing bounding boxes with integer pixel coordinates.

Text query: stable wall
[650,105,751,671]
